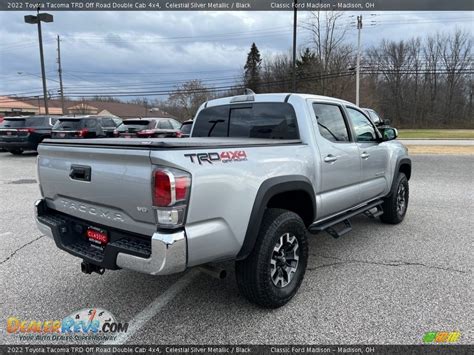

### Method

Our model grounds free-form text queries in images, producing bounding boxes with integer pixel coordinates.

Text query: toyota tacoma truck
[35,93,411,308]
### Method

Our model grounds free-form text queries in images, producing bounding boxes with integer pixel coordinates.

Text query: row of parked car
[0,115,194,155]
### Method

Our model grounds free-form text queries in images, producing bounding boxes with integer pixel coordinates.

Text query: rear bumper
[34,199,187,275]
[0,139,36,150]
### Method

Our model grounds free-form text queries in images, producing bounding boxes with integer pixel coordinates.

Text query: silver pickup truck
[35,93,411,308]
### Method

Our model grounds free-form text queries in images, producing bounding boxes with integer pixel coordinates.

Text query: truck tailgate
[37,143,156,236]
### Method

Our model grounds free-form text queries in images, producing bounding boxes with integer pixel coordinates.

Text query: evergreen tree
[296,48,318,92]
[244,43,262,92]
[296,48,316,79]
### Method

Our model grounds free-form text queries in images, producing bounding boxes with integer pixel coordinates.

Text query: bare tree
[440,30,472,124]
[163,80,214,120]
[302,11,353,95]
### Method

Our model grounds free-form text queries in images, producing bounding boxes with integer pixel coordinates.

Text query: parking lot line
[103,269,200,345]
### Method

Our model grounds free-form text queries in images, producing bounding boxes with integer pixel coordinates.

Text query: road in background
[0,152,472,345]
[399,139,474,146]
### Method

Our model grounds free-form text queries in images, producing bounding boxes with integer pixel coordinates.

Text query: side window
[158,120,173,129]
[192,106,229,137]
[100,118,115,127]
[169,119,182,129]
[84,119,97,129]
[312,103,350,142]
[346,108,378,142]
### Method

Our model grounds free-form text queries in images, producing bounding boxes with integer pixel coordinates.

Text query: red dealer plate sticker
[86,227,109,245]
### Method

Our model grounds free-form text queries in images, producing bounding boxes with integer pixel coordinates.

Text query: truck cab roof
[204,93,354,108]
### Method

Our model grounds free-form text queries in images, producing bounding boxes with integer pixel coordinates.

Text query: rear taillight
[18,128,35,133]
[113,130,119,137]
[137,129,155,136]
[175,131,183,138]
[76,128,88,137]
[153,167,191,228]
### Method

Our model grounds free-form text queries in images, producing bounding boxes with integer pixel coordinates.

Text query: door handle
[324,155,338,163]
[69,165,91,181]
[361,152,370,159]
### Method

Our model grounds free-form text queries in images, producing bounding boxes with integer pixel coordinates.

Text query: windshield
[368,110,382,123]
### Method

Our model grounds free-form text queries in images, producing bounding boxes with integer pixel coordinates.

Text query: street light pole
[36,9,48,114]
[356,15,363,106]
[25,8,53,115]
[292,0,298,92]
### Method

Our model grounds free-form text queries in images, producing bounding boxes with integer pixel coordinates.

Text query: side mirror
[380,127,398,141]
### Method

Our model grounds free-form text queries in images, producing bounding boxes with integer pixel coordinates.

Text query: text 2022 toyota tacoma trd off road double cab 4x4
[35,93,411,308]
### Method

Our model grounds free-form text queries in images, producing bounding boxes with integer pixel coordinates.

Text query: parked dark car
[0,115,58,155]
[180,119,193,138]
[95,116,121,137]
[51,116,114,139]
[115,117,183,138]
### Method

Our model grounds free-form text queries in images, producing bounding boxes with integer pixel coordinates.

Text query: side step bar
[309,200,384,238]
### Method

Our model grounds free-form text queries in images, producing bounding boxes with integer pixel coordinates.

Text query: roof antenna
[244,88,255,95]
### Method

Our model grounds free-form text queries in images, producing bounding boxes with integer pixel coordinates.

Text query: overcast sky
[0,10,472,100]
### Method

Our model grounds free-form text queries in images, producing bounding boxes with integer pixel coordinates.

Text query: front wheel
[235,208,308,308]
[380,172,409,224]
[9,149,23,155]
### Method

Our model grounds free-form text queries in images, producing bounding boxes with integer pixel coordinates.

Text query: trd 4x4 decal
[184,150,247,165]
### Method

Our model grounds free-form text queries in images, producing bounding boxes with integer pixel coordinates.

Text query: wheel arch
[236,175,315,260]
[398,158,411,180]
[388,157,411,196]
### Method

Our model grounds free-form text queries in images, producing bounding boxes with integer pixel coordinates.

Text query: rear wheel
[235,208,308,308]
[9,149,23,155]
[380,172,409,224]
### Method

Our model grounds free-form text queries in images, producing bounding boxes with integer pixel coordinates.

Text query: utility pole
[25,8,53,115]
[57,35,65,114]
[356,15,362,106]
[292,0,298,92]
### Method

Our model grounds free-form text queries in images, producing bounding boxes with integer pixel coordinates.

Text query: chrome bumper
[116,231,186,275]
[35,199,187,276]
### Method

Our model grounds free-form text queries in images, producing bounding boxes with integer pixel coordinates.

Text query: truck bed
[42,137,302,149]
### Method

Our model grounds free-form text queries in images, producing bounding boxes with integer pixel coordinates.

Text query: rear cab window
[192,103,299,139]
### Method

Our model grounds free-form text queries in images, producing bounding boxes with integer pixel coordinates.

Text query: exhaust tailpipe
[198,265,227,280]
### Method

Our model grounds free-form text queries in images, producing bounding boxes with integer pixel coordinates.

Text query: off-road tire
[380,172,409,224]
[235,208,308,308]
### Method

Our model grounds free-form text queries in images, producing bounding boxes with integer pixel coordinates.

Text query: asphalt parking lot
[0,151,472,345]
